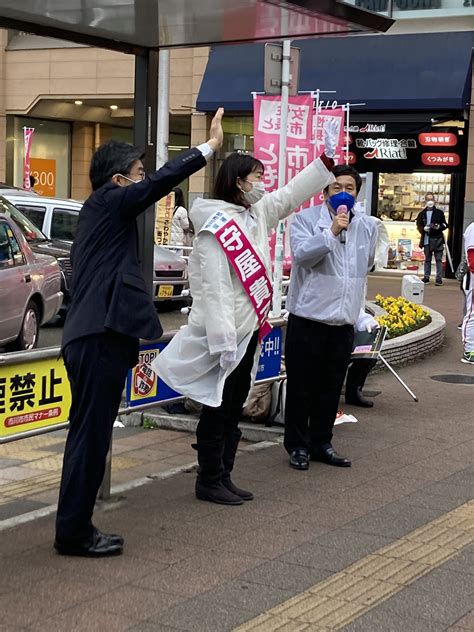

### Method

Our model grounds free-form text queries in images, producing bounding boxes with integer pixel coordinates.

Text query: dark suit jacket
[62,147,206,349]
[416,207,448,249]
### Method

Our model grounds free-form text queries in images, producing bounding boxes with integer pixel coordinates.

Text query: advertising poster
[0,358,71,441]
[154,192,175,246]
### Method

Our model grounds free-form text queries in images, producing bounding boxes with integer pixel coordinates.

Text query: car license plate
[158,285,174,298]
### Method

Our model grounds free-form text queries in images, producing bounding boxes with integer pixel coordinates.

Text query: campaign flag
[23,127,35,190]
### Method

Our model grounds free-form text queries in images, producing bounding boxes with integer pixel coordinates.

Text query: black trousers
[284,314,354,454]
[195,330,259,485]
[346,357,377,393]
[56,331,139,543]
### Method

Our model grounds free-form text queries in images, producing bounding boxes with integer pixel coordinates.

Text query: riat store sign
[347,121,466,173]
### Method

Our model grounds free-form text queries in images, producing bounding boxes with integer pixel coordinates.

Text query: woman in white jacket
[153,122,338,505]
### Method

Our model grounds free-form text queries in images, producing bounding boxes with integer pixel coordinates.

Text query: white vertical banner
[23,127,35,190]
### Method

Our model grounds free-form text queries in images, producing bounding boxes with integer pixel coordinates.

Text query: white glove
[323,118,339,159]
[220,349,237,370]
[424,226,430,233]
[356,313,379,333]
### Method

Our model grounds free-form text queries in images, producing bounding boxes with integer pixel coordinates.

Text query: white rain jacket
[170,205,189,246]
[152,158,335,407]
[286,202,378,327]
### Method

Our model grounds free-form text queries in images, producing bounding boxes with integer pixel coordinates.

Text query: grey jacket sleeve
[291,211,338,267]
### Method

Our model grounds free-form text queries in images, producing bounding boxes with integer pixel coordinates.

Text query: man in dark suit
[55,109,224,557]
[416,192,448,286]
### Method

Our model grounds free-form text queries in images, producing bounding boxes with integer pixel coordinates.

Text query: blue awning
[196,32,473,112]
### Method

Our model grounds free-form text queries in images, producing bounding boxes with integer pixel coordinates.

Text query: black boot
[192,441,243,506]
[222,429,254,501]
[345,386,374,408]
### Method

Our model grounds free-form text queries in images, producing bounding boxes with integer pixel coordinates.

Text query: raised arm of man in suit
[104,108,224,220]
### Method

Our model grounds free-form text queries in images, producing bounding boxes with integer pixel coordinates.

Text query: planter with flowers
[367,294,445,368]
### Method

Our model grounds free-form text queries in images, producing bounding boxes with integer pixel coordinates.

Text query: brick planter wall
[367,302,446,371]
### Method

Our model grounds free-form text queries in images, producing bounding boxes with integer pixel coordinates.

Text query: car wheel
[7,301,40,351]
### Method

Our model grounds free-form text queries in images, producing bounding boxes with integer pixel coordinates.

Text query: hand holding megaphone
[331,204,349,242]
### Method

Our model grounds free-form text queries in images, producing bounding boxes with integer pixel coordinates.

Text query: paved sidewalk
[0,276,472,631]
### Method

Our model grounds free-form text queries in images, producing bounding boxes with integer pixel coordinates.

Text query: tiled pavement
[0,276,473,631]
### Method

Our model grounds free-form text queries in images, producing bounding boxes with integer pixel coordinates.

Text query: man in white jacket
[284,165,379,470]
[461,221,474,365]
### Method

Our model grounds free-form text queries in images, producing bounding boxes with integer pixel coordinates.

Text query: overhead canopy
[196,31,473,112]
[0,1,393,53]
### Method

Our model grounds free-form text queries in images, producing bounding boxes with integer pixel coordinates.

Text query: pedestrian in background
[416,192,448,286]
[171,186,193,252]
[461,221,474,365]
[55,109,224,558]
[153,121,339,506]
[284,165,379,471]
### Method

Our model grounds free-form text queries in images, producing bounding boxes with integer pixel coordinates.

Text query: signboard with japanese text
[0,357,71,440]
[348,122,466,173]
[253,94,315,195]
[312,107,346,205]
[154,192,175,246]
[125,342,180,408]
[256,327,283,381]
[30,158,57,197]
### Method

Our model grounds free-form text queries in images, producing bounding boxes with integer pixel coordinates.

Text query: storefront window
[377,172,451,272]
[11,117,71,198]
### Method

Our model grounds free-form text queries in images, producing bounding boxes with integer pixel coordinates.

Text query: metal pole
[379,354,418,402]
[98,446,112,500]
[156,49,170,169]
[345,103,350,165]
[271,37,291,318]
[443,233,455,274]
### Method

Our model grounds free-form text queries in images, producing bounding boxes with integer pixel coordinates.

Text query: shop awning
[196,31,474,111]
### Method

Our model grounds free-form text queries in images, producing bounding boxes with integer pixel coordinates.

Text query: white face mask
[426,200,435,208]
[243,180,266,205]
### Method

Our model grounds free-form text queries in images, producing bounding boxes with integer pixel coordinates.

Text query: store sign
[0,357,71,441]
[30,158,56,197]
[349,122,465,172]
[154,192,174,246]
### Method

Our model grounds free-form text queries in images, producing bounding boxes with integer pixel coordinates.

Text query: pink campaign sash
[202,211,273,342]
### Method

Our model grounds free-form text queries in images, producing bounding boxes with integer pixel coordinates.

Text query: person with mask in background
[284,165,379,471]
[416,193,448,286]
[153,121,339,506]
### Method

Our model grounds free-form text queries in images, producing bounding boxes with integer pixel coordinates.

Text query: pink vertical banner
[23,127,35,190]
[253,94,314,262]
[311,107,346,206]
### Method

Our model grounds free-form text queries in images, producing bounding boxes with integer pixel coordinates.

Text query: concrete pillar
[71,122,94,200]
[188,111,211,206]
[0,29,7,182]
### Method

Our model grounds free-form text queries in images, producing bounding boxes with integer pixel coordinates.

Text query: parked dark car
[0,196,71,320]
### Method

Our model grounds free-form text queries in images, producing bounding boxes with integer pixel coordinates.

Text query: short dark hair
[172,187,185,209]
[29,175,36,187]
[425,192,435,198]
[213,153,264,206]
[324,164,362,194]
[89,140,144,191]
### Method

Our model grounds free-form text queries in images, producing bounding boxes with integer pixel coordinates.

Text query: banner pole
[379,355,418,402]
[345,103,350,165]
[271,37,291,318]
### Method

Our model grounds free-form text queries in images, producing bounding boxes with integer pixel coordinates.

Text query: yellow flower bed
[375,294,431,339]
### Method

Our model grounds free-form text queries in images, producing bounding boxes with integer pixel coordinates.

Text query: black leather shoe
[346,387,374,408]
[54,529,124,557]
[195,480,244,505]
[222,476,254,501]
[289,448,309,470]
[311,445,351,467]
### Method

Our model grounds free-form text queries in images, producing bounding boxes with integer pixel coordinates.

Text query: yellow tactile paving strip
[234,500,474,632]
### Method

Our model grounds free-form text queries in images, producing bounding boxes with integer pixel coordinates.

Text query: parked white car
[3,192,189,304]
[0,214,63,350]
